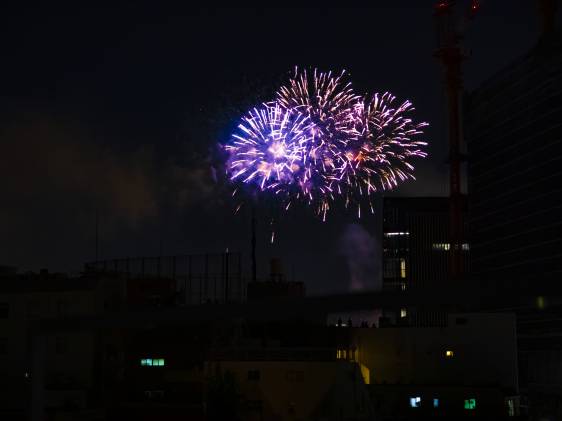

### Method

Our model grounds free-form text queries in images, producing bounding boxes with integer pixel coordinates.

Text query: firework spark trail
[224,68,428,223]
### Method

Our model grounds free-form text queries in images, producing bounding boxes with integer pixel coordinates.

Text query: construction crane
[434,0,479,280]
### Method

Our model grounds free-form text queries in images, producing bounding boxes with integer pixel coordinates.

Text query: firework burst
[333,92,429,216]
[224,68,428,224]
[276,68,361,219]
[225,102,313,206]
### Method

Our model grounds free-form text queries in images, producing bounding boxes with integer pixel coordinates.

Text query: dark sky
[0,3,545,293]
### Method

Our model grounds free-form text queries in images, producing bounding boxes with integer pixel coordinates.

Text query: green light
[464,398,476,410]
[141,358,165,367]
[537,296,546,309]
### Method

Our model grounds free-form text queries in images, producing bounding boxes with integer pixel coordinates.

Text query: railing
[84,252,245,305]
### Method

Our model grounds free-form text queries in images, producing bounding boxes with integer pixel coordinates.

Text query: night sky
[0,3,542,293]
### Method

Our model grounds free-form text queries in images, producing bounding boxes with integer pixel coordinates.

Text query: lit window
[507,398,515,417]
[384,232,410,237]
[409,397,421,408]
[432,243,451,251]
[336,349,351,360]
[360,364,370,385]
[464,398,476,410]
[140,358,165,367]
[400,259,406,279]
[400,283,406,291]
[400,308,407,318]
[433,398,439,408]
[461,243,470,251]
[445,350,454,358]
[537,296,546,309]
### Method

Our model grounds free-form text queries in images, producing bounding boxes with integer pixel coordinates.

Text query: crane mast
[434,0,479,279]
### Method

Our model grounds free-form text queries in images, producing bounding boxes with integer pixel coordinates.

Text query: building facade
[464,34,562,281]
[382,197,469,291]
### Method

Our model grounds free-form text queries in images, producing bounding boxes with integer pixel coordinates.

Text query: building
[464,7,562,419]
[15,269,530,421]
[1,252,240,420]
[246,258,305,302]
[0,270,101,420]
[382,197,469,291]
[205,356,373,420]
[3,254,531,420]
[464,26,562,282]
[95,318,375,421]
[352,312,519,419]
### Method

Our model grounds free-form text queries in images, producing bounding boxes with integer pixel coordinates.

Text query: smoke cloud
[0,113,216,271]
[339,223,380,291]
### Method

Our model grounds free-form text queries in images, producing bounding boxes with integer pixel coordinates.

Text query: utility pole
[251,205,257,282]
[95,210,99,263]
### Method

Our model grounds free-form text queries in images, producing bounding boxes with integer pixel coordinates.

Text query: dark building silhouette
[246,258,305,302]
[465,29,562,281]
[0,258,526,420]
[382,197,469,291]
[464,6,562,419]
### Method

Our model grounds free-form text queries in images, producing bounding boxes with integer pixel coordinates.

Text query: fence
[84,252,245,305]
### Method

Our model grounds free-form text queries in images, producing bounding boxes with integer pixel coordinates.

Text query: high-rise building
[382,197,469,290]
[464,29,562,281]
[464,11,562,418]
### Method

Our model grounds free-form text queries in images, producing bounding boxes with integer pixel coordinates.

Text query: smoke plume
[340,223,379,291]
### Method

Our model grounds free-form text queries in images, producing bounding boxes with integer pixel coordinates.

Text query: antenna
[251,205,257,282]
[95,210,99,263]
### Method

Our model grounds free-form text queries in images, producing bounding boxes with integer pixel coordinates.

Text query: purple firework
[224,69,428,222]
[276,68,361,219]
[225,102,313,208]
[334,92,429,217]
